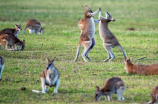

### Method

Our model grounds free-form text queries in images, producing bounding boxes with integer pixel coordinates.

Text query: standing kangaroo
[95,8,127,61]
[0,24,22,38]
[124,57,158,75]
[74,5,100,62]
[0,33,25,51]
[22,19,44,35]
[95,77,125,101]
[0,56,4,80]
[148,86,158,104]
[32,57,60,94]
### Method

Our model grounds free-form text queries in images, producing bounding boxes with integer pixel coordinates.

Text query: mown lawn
[0,0,158,103]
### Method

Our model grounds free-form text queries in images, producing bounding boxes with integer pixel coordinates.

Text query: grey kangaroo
[95,8,127,61]
[95,77,125,101]
[74,5,100,62]
[32,57,60,94]
[0,56,4,79]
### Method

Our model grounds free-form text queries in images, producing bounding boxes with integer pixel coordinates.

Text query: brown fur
[78,19,84,31]
[125,57,158,75]
[22,19,44,34]
[0,33,25,51]
[0,24,22,38]
[95,77,125,101]
[148,86,158,104]
[97,9,126,61]
[74,5,99,62]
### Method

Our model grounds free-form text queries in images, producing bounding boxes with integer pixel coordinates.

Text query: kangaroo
[0,33,25,51]
[124,57,158,75]
[78,19,84,32]
[0,23,22,38]
[95,8,127,61]
[32,57,60,94]
[74,5,100,62]
[0,56,4,80]
[148,86,158,104]
[95,77,125,101]
[22,19,44,35]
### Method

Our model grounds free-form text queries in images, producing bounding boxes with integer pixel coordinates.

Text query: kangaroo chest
[99,22,114,42]
[83,17,95,39]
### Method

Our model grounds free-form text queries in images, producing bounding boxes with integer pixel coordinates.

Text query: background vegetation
[0,0,158,103]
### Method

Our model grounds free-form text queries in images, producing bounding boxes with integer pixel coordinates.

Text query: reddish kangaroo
[124,57,158,75]
[22,19,44,35]
[0,24,22,38]
[95,8,127,61]
[148,86,158,104]
[95,77,125,101]
[0,33,25,51]
[74,5,100,62]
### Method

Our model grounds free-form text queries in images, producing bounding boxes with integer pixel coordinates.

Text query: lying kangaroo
[0,23,22,38]
[95,77,125,101]
[32,57,60,94]
[0,56,4,79]
[74,5,100,62]
[0,33,25,51]
[22,19,44,35]
[124,57,158,75]
[148,86,158,104]
[95,8,127,61]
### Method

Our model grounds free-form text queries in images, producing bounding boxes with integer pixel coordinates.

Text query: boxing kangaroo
[95,8,127,61]
[32,57,60,94]
[95,77,125,101]
[74,5,100,62]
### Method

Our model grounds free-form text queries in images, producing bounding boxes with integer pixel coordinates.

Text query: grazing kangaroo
[124,57,158,75]
[74,5,100,62]
[22,19,44,35]
[0,33,25,51]
[148,86,158,104]
[0,24,22,38]
[95,8,127,61]
[95,77,125,101]
[0,56,4,79]
[32,57,60,94]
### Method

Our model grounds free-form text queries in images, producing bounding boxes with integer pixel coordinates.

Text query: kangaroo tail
[118,46,127,59]
[73,44,81,61]
[21,25,28,34]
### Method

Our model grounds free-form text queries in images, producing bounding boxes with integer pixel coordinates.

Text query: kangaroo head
[46,57,56,70]
[105,12,115,22]
[124,57,132,63]
[39,27,44,35]
[95,86,103,101]
[85,5,93,13]
[19,40,25,51]
[14,23,22,31]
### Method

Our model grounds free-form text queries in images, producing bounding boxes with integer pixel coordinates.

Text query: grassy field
[0,0,158,103]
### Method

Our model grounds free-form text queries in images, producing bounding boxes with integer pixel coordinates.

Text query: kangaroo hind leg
[85,38,95,61]
[54,79,60,94]
[81,41,92,62]
[103,43,115,62]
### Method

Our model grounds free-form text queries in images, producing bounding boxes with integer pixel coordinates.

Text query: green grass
[0,0,158,103]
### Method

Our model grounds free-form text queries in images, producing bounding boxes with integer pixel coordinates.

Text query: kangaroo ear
[129,57,132,61]
[46,58,50,63]
[96,86,100,93]
[85,5,89,10]
[14,24,17,27]
[124,57,127,62]
[52,57,56,63]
